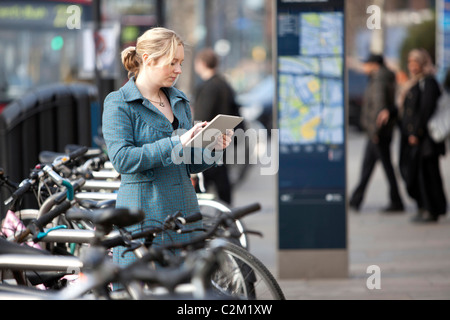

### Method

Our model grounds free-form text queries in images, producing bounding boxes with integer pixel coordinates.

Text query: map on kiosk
[278,12,344,147]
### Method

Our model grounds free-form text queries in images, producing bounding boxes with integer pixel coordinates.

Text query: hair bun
[121,46,136,60]
[121,46,140,79]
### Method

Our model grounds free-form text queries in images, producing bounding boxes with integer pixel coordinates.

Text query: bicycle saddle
[78,199,116,210]
[66,207,145,233]
[38,151,66,165]
[0,238,50,256]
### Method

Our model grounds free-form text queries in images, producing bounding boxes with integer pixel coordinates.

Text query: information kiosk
[275,0,348,278]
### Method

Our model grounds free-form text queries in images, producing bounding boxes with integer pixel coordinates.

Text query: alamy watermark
[366,265,381,290]
[367,5,382,30]
[66,5,81,30]
[171,128,279,176]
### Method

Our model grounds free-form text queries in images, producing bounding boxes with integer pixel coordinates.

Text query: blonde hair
[398,48,436,109]
[408,48,436,77]
[121,27,184,79]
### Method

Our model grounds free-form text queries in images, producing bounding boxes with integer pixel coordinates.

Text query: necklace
[148,90,165,108]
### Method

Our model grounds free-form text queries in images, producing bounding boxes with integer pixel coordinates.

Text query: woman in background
[398,48,447,223]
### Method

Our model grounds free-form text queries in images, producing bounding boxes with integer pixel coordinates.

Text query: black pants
[202,164,232,205]
[400,144,448,217]
[350,137,403,208]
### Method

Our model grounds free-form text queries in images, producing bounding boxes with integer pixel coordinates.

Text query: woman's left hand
[214,129,234,151]
[408,135,419,146]
[376,109,390,128]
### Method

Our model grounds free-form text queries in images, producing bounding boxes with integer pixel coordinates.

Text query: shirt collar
[121,77,143,102]
[122,77,189,104]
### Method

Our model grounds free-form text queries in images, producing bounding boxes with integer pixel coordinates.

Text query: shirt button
[166,157,173,165]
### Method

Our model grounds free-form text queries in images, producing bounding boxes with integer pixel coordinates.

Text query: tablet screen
[185,114,244,148]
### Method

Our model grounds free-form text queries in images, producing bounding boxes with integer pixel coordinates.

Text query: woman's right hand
[180,122,208,147]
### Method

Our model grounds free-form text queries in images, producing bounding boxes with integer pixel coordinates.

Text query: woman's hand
[408,135,419,146]
[213,129,234,151]
[180,121,207,147]
[376,109,390,128]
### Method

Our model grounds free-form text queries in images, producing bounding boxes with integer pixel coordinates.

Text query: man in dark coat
[193,48,241,204]
[349,53,405,212]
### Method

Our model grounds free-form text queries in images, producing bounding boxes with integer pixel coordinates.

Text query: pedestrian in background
[102,28,233,269]
[193,48,241,205]
[398,48,447,223]
[349,53,405,213]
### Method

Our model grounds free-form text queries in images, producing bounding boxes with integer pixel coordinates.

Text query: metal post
[93,0,104,113]
[156,0,165,26]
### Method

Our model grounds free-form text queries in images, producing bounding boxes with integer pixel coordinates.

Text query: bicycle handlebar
[178,212,203,225]
[103,202,261,257]
[102,203,260,253]
[228,202,261,220]
[35,201,73,232]
[3,180,33,206]
[161,202,261,251]
[100,211,204,250]
[14,178,85,243]
[15,200,72,243]
[0,168,19,189]
[68,146,89,161]
[4,147,89,207]
[64,207,96,222]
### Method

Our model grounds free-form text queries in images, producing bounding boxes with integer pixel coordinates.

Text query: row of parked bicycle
[0,145,285,300]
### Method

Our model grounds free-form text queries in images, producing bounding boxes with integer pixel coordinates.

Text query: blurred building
[0,0,94,112]
[162,0,272,99]
[0,0,164,113]
[0,0,441,123]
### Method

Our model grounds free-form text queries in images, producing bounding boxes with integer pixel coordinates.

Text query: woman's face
[408,56,422,77]
[145,45,184,88]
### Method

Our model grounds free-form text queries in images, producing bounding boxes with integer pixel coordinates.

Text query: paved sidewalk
[232,130,450,300]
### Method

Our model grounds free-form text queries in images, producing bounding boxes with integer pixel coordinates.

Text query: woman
[102,28,233,266]
[398,48,447,223]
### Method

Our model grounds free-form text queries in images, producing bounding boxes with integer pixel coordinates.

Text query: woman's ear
[142,53,150,65]
[142,53,153,67]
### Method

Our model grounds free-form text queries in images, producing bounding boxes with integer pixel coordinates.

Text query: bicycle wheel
[210,242,285,300]
[198,198,249,250]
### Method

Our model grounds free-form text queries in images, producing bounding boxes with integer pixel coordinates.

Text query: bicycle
[1,142,283,299]
[75,203,284,300]
[0,207,144,299]
[0,203,284,300]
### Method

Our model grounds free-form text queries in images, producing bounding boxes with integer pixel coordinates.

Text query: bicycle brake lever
[178,227,207,234]
[121,241,143,257]
[243,229,264,238]
[163,211,182,230]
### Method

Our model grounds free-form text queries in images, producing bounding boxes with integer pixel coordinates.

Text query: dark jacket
[360,66,397,140]
[399,75,447,216]
[194,74,240,122]
[400,75,446,157]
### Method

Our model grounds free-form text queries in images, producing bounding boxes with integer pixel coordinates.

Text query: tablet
[185,114,244,149]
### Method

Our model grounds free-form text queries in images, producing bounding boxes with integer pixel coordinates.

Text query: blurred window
[0,1,90,104]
